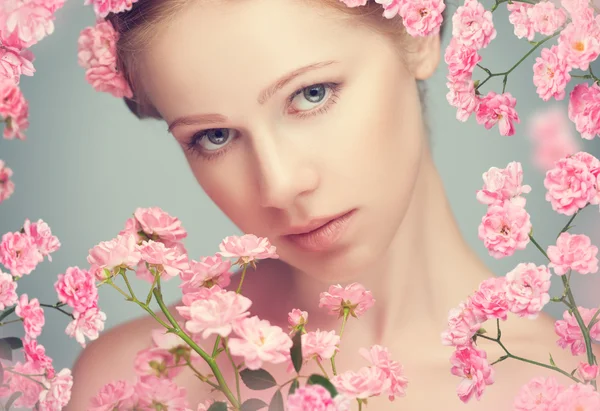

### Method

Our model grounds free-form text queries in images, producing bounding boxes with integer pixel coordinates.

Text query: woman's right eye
[188,128,237,153]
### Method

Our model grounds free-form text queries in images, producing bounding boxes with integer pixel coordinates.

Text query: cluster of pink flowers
[514,377,600,410]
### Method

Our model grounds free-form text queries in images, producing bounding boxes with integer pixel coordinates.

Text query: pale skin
[66,0,600,409]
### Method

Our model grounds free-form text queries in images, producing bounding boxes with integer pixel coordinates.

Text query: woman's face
[140,0,440,281]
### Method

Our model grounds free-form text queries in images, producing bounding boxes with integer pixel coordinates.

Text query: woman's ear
[404,34,441,80]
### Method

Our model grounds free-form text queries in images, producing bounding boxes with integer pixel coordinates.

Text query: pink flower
[513,376,564,410]
[0,0,59,48]
[555,306,600,356]
[54,266,98,313]
[87,233,142,280]
[288,308,308,329]
[218,234,279,264]
[568,83,600,140]
[22,218,60,260]
[302,329,340,361]
[544,154,597,215]
[576,362,599,381]
[476,91,520,136]
[476,161,531,207]
[558,20,600,71]
[553,383,600,410]
[505,263,551,319]
[548,232,598,275]
[15,294,44,339]
[450,345,495,403]
[133,207,187,243]
[441,301,483,347]
[0,230,42,277]
[452,0,497,50]
[228,316,292,370]
[286,385,343,411]
[0,79,29,140]
[135,376,189,411]
[177,289,252,339]
[398,0,446,37]
[89,380,137,411]
[134,347,181,380]
[375,0,402,19]
[0,159,15,203]
[0,44,35,84]
[0,270,18,310]
[470,276,509,321]
[137,240,189,280]
[507,2,535,41]
[23,339,54,379]
[332,366,391,400]
[560,0,589,19]
[7,360,45,408]
[179,254,232,293]
[84,0,140,18]
[529,1,567,35]
[533,45,571,102]
[319,283,375,318]
[477,201,531,259]
[65,306,106,348]
[527,105,580,171]
[37,368,73,411]
[359,345,408,401]
[77,20,133,99]
[445,39,481,79]
[446,76,479,121]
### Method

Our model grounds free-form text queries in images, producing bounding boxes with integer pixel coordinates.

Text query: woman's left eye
[288,83,341,116]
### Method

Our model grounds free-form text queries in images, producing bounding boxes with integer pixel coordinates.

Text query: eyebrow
[167,60,339,133]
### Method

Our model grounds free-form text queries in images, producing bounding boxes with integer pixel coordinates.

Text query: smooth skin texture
[67,0,600,409]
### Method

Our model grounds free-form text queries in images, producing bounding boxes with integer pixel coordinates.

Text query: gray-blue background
[1,0,599,381]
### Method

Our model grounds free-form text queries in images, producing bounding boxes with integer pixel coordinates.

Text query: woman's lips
[284,209,356,252]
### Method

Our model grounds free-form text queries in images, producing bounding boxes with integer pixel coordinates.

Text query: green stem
[0,307,15,322]
[330,309,350,376]
[39,303,74,319]
[146,266,160,305]
[212,336,222,358]
[235,263,249,294]
[315,358,330,379]
[223,338,242,404]
[0,319,22,326]
[528,234,550,260]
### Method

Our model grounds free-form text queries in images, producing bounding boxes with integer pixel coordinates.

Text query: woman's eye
[192,128,237,152]
[290,84,331,111]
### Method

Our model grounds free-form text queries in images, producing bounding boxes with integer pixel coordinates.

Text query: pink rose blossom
[0,270,17,310]
[178,284,223,310]
[478,201,531,259]
[0,78,29,140]
[23,339,54,379]
[0,44,35,84]
[38,368,73,411]
[65,306,106,348]
[133,206,187,243]
[15,293,45,339]
[452,0,497,50]
[507,2,535,41]
[89,380,137,411]
[513,376,564,410]
[445,39,481,79]
[179,254,232,293]
[476,91,520,136]
[218,234,279,263]
[476,161,531,207]
[553,383,600,410]
[527,105,580,171]
[22,218,60,260]
[302,329,340,361]
[547,232,598,275]
[135,376,189,411]
[529,1,567,35]
[84,0,140,18]
[319,283,375,318]
[0,0,59,48]
[568,83,600,140]
[0,159,15,203]
[544,154,597,215]
[332,366,391,400]
[555,306,600,355]
[133,347,181,381]
[375,0,402,19]
[0,230,42,277]
[7,360,45,408]
[288,308,309,329]
[359,345,408,401]
[398,0,446,37]
[137,240,189,280]
[87,233,142,280]
[470,276,509,321]
[446,76,479,122]
[505,263,551,319]
[178,289,252,339]
[450,345,495,403]
[559,0,589,19]
[441,301,483,347]
[228,316,293,370]
[577,362,599,381]
[533,45,571,102]
[54,266,98,313]
[77,20,133,99]
[286,385,347,411]
[557,20,600,71]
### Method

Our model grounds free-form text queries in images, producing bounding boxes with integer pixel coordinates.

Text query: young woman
[66,0,596,409]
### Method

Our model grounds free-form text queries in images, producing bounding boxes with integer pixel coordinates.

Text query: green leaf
[290,332,303,374]
[5,391,21,410]
[240,368,277,390]
[241,398,268,411]
[207,402,228,411]
[268,390,284,411]
[0,307,15,323]
[307,374,338,398]
[549,353,556,367]
[0,338,23,351]
[288,379,299,396]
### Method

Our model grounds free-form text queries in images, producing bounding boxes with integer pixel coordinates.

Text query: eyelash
[184,82,343,161]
